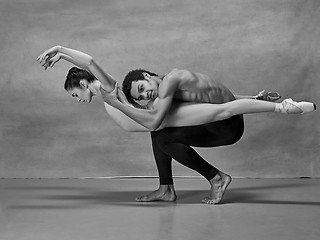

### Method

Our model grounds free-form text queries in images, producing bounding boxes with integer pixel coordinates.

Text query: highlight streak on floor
[1,178,319,240]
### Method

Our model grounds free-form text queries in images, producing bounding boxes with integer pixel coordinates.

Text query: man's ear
[79,80,88,89]
[143,72,151,81]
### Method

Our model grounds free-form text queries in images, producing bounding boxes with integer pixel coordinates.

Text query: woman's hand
[41,53,63,70]
[37,45,61,69]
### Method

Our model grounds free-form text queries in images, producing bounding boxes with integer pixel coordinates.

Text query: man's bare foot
[202,171,232,204]
[135,184,177,202]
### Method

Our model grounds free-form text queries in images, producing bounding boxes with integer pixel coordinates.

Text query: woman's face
[67,86,93,103]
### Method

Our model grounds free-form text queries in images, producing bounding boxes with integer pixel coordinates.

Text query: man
[100,69,283,204]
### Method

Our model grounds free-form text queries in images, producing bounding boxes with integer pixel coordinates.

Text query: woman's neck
[90,80,102,96]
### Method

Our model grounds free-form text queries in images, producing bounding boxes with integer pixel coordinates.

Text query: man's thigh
[159,115,244,148]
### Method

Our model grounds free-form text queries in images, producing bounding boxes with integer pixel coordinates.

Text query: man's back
[163,69,236,104]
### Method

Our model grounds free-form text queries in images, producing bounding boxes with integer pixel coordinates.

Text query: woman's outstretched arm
[37,45,117,92]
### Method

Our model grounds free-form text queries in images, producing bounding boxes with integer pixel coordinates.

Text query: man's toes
[202,197,217,204]
[205,199,215,204]
[202,197,210,203]
[135,196,147,202]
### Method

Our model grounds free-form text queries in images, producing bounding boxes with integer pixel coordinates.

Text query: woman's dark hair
[122,69,158,105]
[64,67,95,91]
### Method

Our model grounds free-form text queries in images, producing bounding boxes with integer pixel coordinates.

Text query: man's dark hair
[122,69,158,105]
[64,67,95,91]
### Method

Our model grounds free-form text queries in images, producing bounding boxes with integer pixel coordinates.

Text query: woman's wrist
[57,45,63,53]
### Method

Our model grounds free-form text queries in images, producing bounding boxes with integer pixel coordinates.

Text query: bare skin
[135,171,231,204]
[131,69,237,104]
[135,185,177,202]
[202,171,232,204]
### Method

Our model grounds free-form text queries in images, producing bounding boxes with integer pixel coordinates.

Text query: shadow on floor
[5,182,320,209]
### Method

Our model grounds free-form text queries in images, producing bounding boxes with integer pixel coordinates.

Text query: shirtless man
[101,69,314,204]
[37,45,315,204]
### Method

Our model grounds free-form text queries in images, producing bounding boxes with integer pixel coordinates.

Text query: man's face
[130,77,159,101]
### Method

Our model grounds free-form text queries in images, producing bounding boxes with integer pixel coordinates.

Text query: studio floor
[1,178,319,240]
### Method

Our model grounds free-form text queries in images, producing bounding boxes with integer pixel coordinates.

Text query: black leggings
[151,115,244,185]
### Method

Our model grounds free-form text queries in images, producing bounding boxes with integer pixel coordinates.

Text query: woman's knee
[215,110,233,121]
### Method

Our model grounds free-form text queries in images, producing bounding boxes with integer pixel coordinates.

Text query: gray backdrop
[0,0,319,178]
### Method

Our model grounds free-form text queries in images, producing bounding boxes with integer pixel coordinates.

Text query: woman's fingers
[36,54,43,62]
[49,58,57,68]
[37,52,48,63]
[42,62,49,70]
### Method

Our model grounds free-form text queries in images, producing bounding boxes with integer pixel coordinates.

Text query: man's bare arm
[101,70,187,131]
[101,87,176,131]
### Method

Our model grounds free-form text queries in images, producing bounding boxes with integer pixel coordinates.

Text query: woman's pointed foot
[277,98,316,114]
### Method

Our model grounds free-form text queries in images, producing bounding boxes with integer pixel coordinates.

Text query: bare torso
[166,69,236,104]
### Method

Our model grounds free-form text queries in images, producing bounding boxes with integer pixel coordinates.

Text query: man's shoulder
[164,68,179,79]
[167,68,180,74]
[164,68,194,81]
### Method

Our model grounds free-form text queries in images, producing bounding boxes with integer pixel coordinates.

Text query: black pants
[150,115,244,185]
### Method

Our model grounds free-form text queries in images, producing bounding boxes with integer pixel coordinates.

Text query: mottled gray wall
[0,0,319,178]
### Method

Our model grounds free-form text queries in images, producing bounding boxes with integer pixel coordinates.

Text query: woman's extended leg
[219,98,316,117]
[161,98,316,129]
